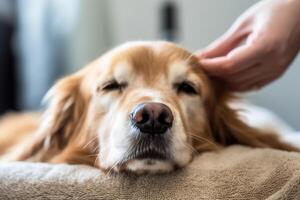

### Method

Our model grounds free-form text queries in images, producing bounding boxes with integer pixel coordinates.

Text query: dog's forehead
[99,42,198,79]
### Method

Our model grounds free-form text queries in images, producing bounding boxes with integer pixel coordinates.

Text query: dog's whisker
[171,135,197,155]
[187,131,219,149]
[184,143,198,154]
[106,159,122,176]
[92,146,100,154]
[184,53,194,64]
[106,165,115,176]
[86,154,98,157]
[93,156,100,168]
[81,136,98,150]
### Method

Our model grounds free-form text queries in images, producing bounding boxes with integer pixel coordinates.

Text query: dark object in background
[0,21,17,114]
[160,1,179,41]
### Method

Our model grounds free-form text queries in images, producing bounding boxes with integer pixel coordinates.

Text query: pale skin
[198,0,300,91]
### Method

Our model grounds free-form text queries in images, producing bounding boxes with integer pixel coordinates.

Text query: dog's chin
[119,150,175,174]
[124,159,174,174]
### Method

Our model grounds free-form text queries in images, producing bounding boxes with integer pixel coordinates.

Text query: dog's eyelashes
[175,81,198,95]
[102,81,127,92]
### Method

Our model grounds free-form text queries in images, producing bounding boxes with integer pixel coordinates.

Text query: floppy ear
[206,79,298,151]
[16,71,90,161]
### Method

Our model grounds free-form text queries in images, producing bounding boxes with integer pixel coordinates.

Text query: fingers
[227,64,279,92]
[198,33,244,59]
[226,63,261,85]
[234,74,275,92]
[199,19,251,59]
[227,64,264,91]
[200,43,262,76]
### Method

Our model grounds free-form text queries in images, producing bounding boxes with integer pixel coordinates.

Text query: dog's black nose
[131,102,173,135]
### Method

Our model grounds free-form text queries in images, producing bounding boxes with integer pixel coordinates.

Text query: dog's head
[19,41,274,174]
[90,42,216,173]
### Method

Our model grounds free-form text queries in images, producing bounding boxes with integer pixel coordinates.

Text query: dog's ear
[41,72,86,148]
[205,79,297,151]
[16,71,90,161]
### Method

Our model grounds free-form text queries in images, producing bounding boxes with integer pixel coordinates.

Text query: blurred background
[0,0,299,129]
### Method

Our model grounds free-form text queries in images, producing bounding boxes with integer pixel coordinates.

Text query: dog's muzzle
[129,102,174,160]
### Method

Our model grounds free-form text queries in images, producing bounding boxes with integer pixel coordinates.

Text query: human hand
[198,0,300,91]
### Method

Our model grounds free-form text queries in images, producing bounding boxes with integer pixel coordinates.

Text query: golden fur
[0,41,298,174]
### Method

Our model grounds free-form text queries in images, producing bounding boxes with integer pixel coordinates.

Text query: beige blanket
[0,145,300,200]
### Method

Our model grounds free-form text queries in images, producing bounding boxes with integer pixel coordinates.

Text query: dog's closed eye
[175,81,198,95]
[102,80,127,92]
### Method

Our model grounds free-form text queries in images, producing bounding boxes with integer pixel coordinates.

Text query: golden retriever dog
[0,41,298,174]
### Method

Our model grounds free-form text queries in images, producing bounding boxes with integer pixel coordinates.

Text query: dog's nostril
[131,102,174,135]
[131,107,148,124]
[158,112,166,124]
[138,111,149,124]
[158,111,172,126]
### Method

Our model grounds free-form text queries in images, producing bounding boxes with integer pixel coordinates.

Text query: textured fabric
[0,145,300,200]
